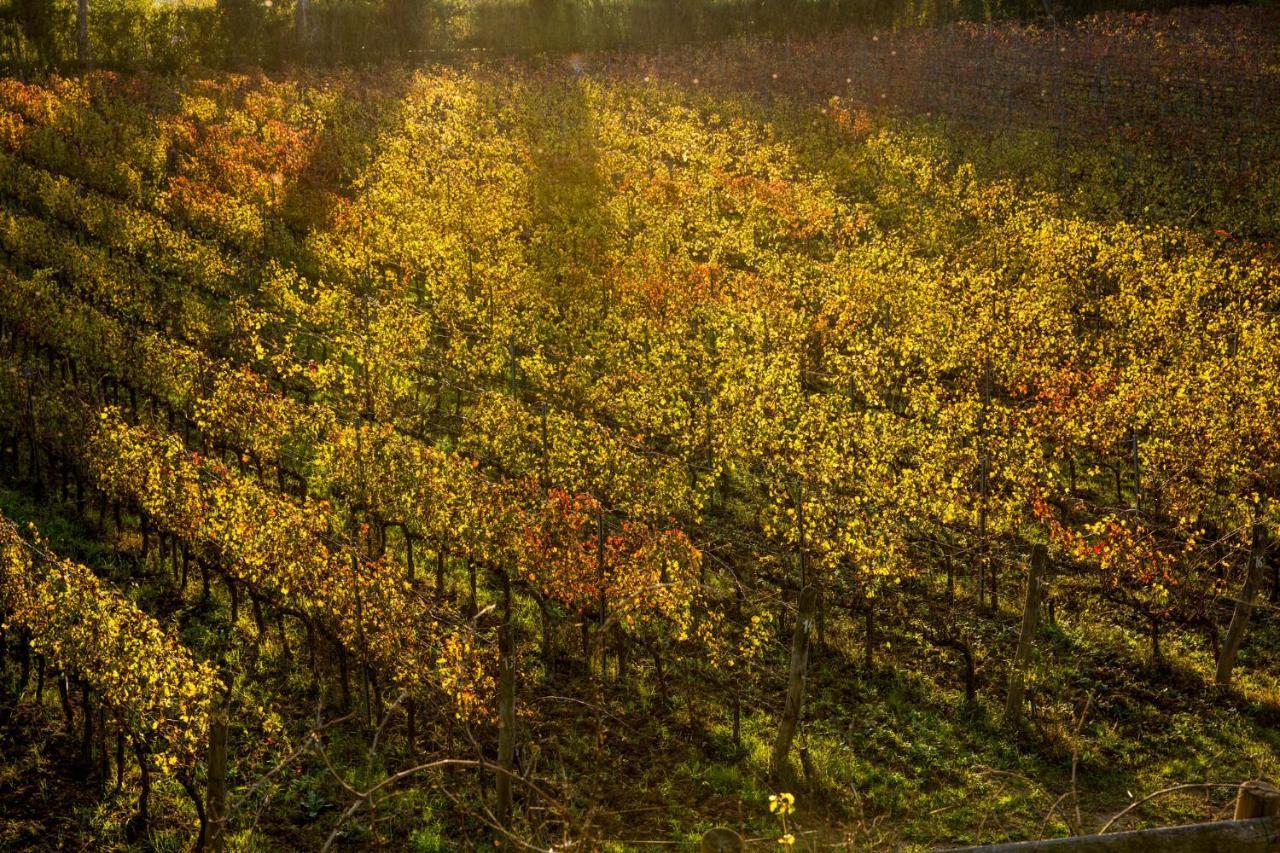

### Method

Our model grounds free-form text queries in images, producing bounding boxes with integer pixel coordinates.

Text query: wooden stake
[1005,544,1047,728]
[700,827,743,852]
[1216,523,1268,687]
[1234,780,1280,820]
[771,586,818,781]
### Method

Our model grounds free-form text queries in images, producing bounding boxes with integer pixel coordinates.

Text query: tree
[5,0,59,64]
[216,0,263,65]
[295,0,309,57]
[77,0,88,64]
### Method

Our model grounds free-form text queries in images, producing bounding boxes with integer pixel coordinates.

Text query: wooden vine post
[1216,522,1268,687]
[771,585,817,781]
[1005,544,1047,729]
[700,827,744,852]
[1235,780,1280,820]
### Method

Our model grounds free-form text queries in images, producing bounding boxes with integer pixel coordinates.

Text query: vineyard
[0,4,1279,850]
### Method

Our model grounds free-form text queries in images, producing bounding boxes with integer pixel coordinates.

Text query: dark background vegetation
[0,0,1260,71]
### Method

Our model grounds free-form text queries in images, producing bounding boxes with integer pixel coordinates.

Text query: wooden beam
[938,816,1280,853]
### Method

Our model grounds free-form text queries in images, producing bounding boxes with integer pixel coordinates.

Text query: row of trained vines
[0,510,221,838]
[0,6,1277,848]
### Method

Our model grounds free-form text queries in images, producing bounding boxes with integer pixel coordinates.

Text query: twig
[1038,791,1075,839]
[1071,692,1093,833]
[321,757,557,852]
[232,694,356,812]
[1097,783,1242,834]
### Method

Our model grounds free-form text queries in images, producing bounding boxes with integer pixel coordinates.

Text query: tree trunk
[131,739,151,839]
[945,553,955,603]
[1269,542,1279,604]
[206,714,228,853]
[296,0,310,57]
[863,595,875,670]
[79,682,93,768]
[337,644,351,710]
[1216,523,1268,687]
[406,698,416,756]
[251,595,266,646]
[180,771,207,852]
[496,623,516,826]
[97,707,108,788]
[1004,544,1046,728]
[57,671,73,737]
[770,585,818,781]
[931,633,976,705]
[1149,612,1162,667]
[467,558,477,615]
[536,594,553,669]
[76,0,93,67]
[652,642,669,705]
[404,531,414,582]
[277,614,291,661]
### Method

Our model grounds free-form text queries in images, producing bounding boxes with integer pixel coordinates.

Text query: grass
[2,470,1279,847]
